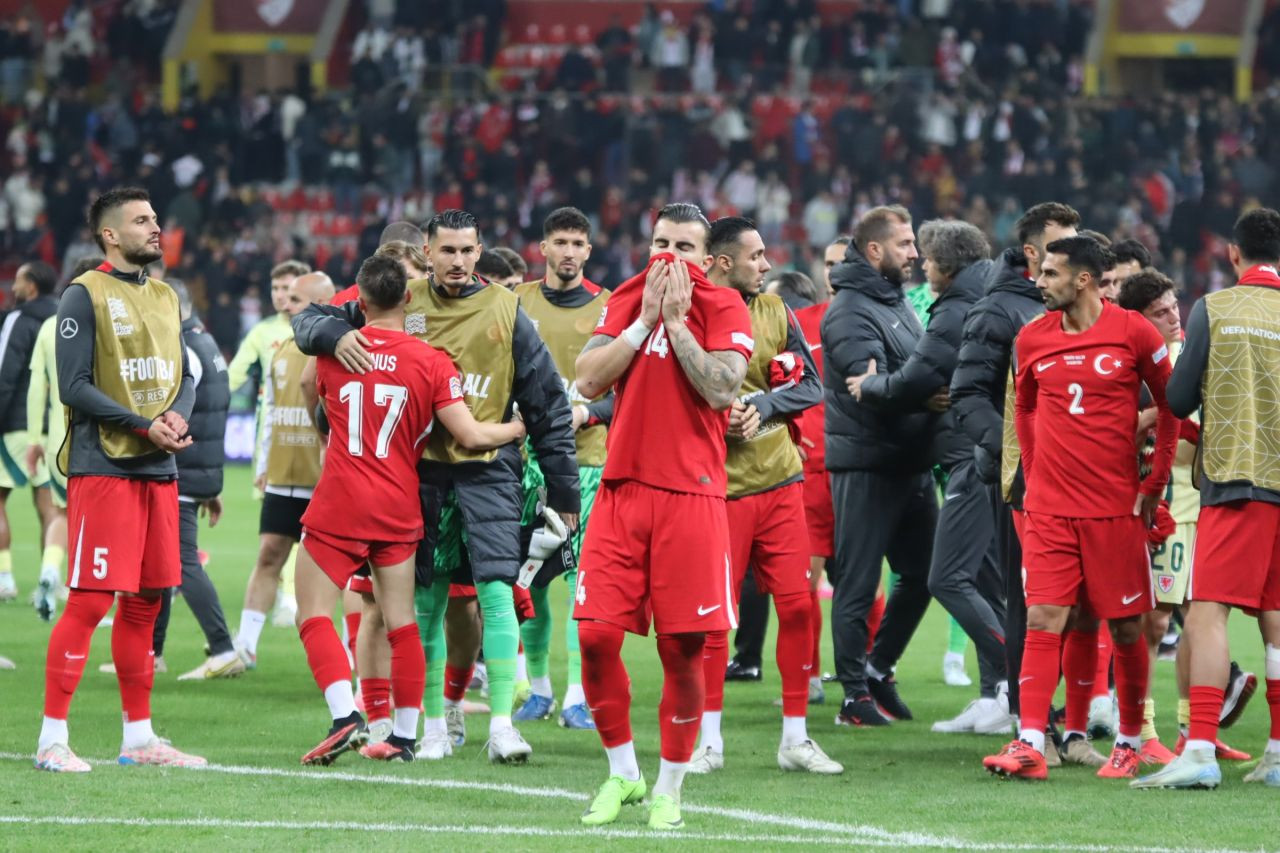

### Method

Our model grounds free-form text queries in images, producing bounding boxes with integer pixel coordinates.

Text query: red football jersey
[1014,301,1177,519]
[595,254,754,496]
[331,283,359,306]
[793,302,828,473]
[303,328,464,541]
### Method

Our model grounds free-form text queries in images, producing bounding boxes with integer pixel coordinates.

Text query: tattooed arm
[576,258,670,398]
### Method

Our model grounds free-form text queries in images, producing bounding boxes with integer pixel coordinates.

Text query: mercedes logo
[59,318,79,339]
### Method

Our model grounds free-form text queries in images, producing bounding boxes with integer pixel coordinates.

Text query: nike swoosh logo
[671,716,700,725]
[1018,676,1033,685]
[1037,361,1055,372]
[1122,592,1143,605]
[1076,680,1094,687]
[944,492,962,501]
[891,321,901,329]
[64,653,85,660]
[697,604,721,616]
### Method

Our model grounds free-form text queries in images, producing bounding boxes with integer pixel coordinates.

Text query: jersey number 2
[1067,382,1086,415]
[340,381,408,458]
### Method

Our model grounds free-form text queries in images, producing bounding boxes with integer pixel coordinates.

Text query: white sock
[531,675,553,699]
[38,716,68,751]
[943,651,964,665]
[1018,727,1046,754]
[1266,644,1280,680]
[237,610,267,655]
[1185,738,1215,754]
[515,653,527,683]
[443,698,461,710]
[781,715,808,747]
[122,718,156,750]
[652,758,687,799]
[424,716,446,735]
[490,714,512,736]
[323,680,357,720]
[1115,732,1141,750]
[563,683,586,708]
[866,662,887,681]
[699,710,723,753]
[1267,739,1280,754]
[393,707,419,740]
[605,741,640,781]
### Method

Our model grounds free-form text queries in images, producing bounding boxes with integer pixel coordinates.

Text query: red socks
[579,620,632,748]
[700,630,729,713]
[300,616,352,692]
[344,611,361,670]
[867,589,886,654]
[1061,628,1098,733]
[112,594,162,723]
[809,587,822,672]
[1093,622,1113,699]
[774,591,812,717]
[656,632,705,763]
[1188,685,1225,744]
[1017,629,1063,737]
[1268,679,1280,740]
[444,663,475,704]
[362,677,391,721]
[1112,636,1149,738]
[386,624,424,715]
[43,589,115,720]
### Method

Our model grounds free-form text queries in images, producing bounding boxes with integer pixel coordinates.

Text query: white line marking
[0,754,1257,853]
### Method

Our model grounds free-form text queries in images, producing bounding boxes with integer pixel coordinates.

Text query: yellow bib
[264,338,322,488]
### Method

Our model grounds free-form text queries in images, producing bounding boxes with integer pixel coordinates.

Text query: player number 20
[339,381,408,458]
[1067,382,1086,415]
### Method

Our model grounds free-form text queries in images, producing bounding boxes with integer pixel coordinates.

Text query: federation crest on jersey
[1157,574,1175,593]
[405,313,427,336]
[257,0,294,27]
[274,358,289,389]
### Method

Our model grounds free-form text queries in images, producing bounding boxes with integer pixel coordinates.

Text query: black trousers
[828,469,937,699]
[732,569,770,668]
[995,490,1026,716]
[927,460,1006,697]
[153,500,234,657]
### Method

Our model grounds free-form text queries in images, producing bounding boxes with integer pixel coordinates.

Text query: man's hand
[640,258,668,328]
[797,435,816,463]
[571,404,589,431]
[335,329,374,374]
[660,259,692,329]
[25,443,44,477]
[148,417,193,453]
[845,358,877,401]
[1133,491,1159,527]
[1135,406,1158,446]
[560,512,580,533]
[727,400,761,439]
[254,473,266,492]
[199,496,224,527]
[160,409,189,437]
[926,387,951,413]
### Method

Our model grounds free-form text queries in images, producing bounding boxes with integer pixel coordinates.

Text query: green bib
[726,293,803,498]
[264,338,322,488]
[515,281,610,467]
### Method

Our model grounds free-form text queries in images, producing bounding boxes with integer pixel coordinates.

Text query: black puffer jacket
[0,294,57,433]
[950,247,1044,486]
[175,315,230,500]
[858,258,994,472]
[820,242,937,474]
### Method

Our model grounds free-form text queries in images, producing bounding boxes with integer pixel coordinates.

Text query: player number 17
[339,381,408,458]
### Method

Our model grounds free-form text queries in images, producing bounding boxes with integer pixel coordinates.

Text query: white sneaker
[271,595,297,628]
[686,744,724,774]
[176,650,246,681]
[487,726,532,764]
[930,697,1002,734]
[1087,693,1117,739]
[777,738,843,774]
[415,728,452,760]
[0,572,17,601]
[942,653,972,687]
[0,655,14,669]
[366,718,393,746]
[1243,750,1280,786]
[1131,746,1220,789]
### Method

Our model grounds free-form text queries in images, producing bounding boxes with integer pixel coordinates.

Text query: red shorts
[1021,512,1153,619]
[301,527,418,590]
[727,482,812,599]
[68,476,179,593]
[449,584,477,598]
[801,469,834,558]
[346,573,374,595]
[575,480,733,636]
[1191,500,1280,611]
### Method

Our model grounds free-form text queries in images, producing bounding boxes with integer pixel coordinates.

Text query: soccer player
[573,203,753,830]
[0,260,61,600]
[983,235,1179,781]
[293,209,579,764]
[513,206,612,729]
[689,216,838,775]
[233,272,335,667]
[36,186,203,772]
[295,254,526,765]
[331,222,428,306]
[1136,207,1280,789]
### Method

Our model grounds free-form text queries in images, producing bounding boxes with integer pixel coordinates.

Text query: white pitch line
[0,753,1261,853]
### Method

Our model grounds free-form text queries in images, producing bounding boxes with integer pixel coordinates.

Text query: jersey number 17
[339,381,408,458]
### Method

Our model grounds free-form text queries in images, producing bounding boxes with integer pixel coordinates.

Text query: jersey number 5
[1067,382,1086,415]
[340,381,408,458]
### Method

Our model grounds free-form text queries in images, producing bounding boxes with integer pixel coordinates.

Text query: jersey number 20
[340,381,408,458]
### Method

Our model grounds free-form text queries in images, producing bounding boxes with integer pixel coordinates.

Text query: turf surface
[0,466,1277,851]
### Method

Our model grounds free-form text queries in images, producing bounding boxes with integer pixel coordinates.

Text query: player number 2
[643,323,669,359]
[1067,382,1086,415]
[92,547,108,580]
[339,381,409,458]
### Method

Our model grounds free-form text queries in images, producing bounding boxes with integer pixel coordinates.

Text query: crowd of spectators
[2,0,1280,359]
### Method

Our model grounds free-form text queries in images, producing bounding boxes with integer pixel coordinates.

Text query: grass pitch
[0,466,1277,851]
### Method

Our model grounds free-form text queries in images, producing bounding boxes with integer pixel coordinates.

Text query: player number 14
[643,323,669,359]
[339,381,408,458]
[1067,382,1086,415]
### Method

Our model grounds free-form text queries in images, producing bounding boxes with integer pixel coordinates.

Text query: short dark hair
[69,255,105,282]
[475,249,514,282]
[20,261,58,295]
[1117,270,1175,313]
[1045,236,1108,282]
[1015,202,1080,247]
[828,235,852,250]
[379,220,425,247]
[1232,207,1280,264]
[655,202,711,236]
[1111,238,1152,269]
[853,205,911,254]
[771,271,819,310]
[271,259,311,280]
[491,246,526,276]
[356,253,408,310]
[1078,229,1112,248]
[543,206,592,240]
[426,209,479,241]
[707,216,758,260]
[88,187,151,252]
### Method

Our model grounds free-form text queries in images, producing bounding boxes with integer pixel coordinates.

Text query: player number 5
[339,381,409,458]
[92,547,108,580]
[1067,382,1086,415]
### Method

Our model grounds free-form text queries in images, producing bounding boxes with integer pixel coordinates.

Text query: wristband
[622,319,653,350]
